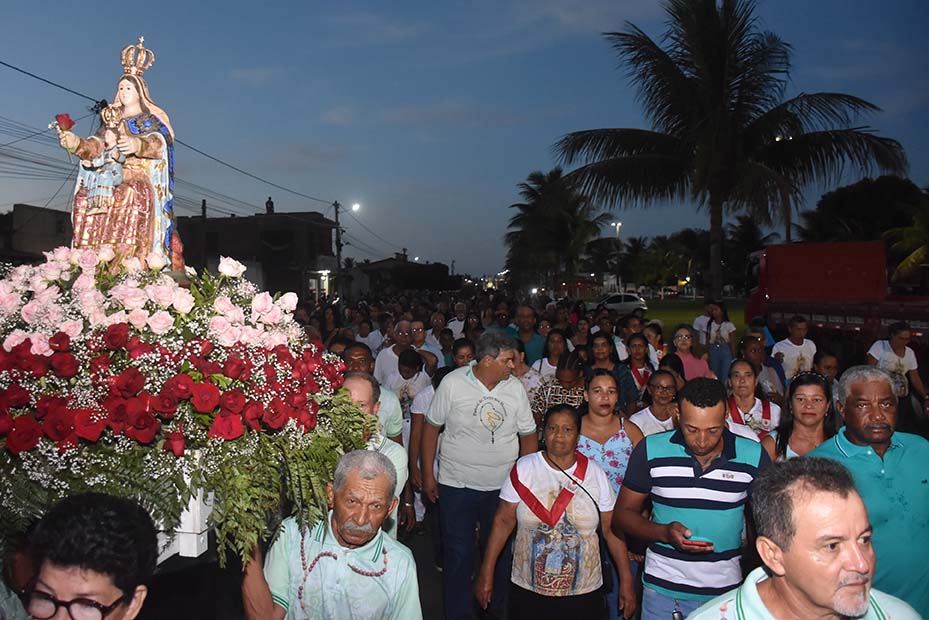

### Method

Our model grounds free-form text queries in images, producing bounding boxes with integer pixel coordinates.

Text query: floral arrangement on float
[0,247,369,564]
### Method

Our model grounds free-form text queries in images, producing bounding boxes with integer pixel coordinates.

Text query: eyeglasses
[673,334,692,341]
[411,327,424,333]
[648,384,676,392]
[395,330,411,336]
[25,590,129,620]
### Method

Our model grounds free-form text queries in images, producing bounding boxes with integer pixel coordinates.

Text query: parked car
[587,293,648,316]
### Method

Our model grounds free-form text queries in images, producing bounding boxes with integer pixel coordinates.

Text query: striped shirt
[623,429,770,601]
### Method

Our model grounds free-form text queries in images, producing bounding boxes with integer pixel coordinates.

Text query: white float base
[156,488,214,564]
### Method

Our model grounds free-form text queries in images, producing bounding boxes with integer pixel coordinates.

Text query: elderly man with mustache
[810,366,929,618]
[242,450,422,620]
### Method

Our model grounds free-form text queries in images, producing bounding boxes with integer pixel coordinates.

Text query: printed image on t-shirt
[530,519,582,596]
[474,396,507,438]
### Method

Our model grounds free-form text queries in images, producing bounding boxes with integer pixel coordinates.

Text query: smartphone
[685,536,713,547]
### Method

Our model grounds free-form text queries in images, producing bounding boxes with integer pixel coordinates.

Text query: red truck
[745,241,929,365]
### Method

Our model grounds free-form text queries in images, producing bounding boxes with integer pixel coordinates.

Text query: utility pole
[333,201,342,299]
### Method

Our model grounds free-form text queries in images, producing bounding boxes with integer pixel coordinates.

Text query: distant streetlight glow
[414,256,419,261]
[351,203,361,211]
[531,288,538,295]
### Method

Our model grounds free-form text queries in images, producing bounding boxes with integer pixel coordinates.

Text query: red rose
[50,352,80,379]
[286,392,308,409]
[164,430,185,456]
[115,367,146,397]
[35,395,67,421]
[304,377,320,393]
[102,396,129,435]
[243,401,263,431]
[4,384,31,408]
[0,350,14,373]
[151,390,178,419]
[0,412,12,435]
[273,344,294,365]
[57,434,79,453]
[89,354,111,375]
[165,373,195,400]
[125,408,160,444]
[222,355,248,380]
[55,113,75,131]
[191,339,214,358]
[208,412,244,441]
[190,382,220,413]
[127,336,154,359]
[11,341,32,361]
[6,415,42,454]
[42,406,75,441]
[295,409,317,432]
[262,397,290,430]
[22,356,48,378]
[104,323,130,350]
[74,409,105,442]
[48,332,71,352]
[219,389,246,414]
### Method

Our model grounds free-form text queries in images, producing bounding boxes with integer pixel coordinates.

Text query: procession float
[0,38,369,565]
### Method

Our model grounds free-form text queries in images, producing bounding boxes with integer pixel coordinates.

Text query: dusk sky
[2,0,928,276]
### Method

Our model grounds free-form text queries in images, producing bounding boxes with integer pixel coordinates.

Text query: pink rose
[3,330,28,352]
[106,310,128,326]
[145,252,168,271]
[87,309,108,328]
[52,247,72,262]
[60,319,83,339]
[147,310,174,335]
[128,309,150,329]
[239,325,264,346]
[113,284,148,310]
[251,292,274,317]
[20,301,40,324]
[172,289,195,315]
[226,306,245,325]
[212,296,237,316]
[97,246,116,262]
[262,330,288,349]
[260,305,284,325]
[34,286,60,306]
[122,257,143,273]
[40,262,63,281]
[72,272,96,292]
[278,292,298,313]
[29,276,49,293]
[77,249,99,272]
[29,335,53,357]
[145,284,176,308]
[217,256,246,278]
[0,292,21,316]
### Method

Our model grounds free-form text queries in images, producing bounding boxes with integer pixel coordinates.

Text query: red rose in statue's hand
[115,367,146,397]
[126,409,160,444]
[104,323,130,350]
[219,389,246,414]
[4,384,31,408]
[6,415,42,454]
[165,373,195,400]
[164,430,185,456]
[190,382,220,413]
[50,352,79,379]
[208,411,243,441]
[55,114,75,132]
[242,401,263,431]
[48,332,71,352]
[74,409,104,442]
[41,405,74,441]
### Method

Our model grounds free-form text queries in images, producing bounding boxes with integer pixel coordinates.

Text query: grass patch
[642,298,746,334]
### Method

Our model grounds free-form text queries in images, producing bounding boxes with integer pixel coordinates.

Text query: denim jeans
[708,343,732,381]
[438,484,511,620]
[640,587,702,620]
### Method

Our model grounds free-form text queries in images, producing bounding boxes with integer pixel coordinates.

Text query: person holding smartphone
[611,378,771,620]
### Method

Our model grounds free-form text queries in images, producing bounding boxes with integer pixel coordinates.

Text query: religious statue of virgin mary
[58,37,184,270]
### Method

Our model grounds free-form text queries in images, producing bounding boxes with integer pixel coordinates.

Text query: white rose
[123,257,143,273]
[184,266,197,278]
[217,256,247,278]
[145,252,168,271]
[172,289,195,315]
[147,310,175,335]
[279,292,298,312]
[251,292,274,317]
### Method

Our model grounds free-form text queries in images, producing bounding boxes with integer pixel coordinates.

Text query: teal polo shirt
[519,332,545,366]
[811,429,929,619]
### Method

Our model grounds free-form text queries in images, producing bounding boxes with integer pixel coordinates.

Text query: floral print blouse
[577,418,634,494]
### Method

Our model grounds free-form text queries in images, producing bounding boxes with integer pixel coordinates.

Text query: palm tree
[885,189,929,284]
[554,0,907,297]
[505,168,610,287]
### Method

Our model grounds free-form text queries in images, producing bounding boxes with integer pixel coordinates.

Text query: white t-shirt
[707,321,736,346]
[867,340,918,397]
[772,338,817,379]
[411,385,441,478]
[426,364,536,490]
[356,331,383,353]
[532,357,558,380]
[377,388,404,440]
[499,452,615,597]
[727,419,760,442]
[730,397,781,437]
[373,346,400,385]
[516,367,544,399]
[615,338,628,361]
[693,315,711,345]
[385,370,432,418]
[630,407,675,436]
[447,318,465,339]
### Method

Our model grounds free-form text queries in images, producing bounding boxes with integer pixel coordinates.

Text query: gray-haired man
[242,450,422,620]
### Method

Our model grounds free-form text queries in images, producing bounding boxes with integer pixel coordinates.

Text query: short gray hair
[837,365,897,405]
[343,371,380,404]
[333,450,397,497]
[475,330,517,361]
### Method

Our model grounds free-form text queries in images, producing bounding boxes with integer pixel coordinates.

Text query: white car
[587,293,648,316]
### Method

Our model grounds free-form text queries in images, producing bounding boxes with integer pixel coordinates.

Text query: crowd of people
[1,292,928,620]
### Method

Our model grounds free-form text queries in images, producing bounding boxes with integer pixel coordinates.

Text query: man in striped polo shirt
[613,377,771,619]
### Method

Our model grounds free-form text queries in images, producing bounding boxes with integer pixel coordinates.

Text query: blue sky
[2,0,927,275]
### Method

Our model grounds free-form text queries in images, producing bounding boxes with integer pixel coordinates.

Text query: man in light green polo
[687,457,918,620]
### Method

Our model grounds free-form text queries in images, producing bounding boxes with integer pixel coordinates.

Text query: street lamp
[332,202,361,299]
[351,203,361,212]
[611,221,623,241]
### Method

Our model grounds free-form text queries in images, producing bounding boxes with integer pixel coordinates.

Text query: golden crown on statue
[120,36,155,76]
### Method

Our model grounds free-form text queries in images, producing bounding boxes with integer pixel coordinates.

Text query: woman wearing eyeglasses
[668,324,714,381]
[476,404,637,619]
[762,372,838,462]
[629,370,679,437]
[20,492,157,620]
